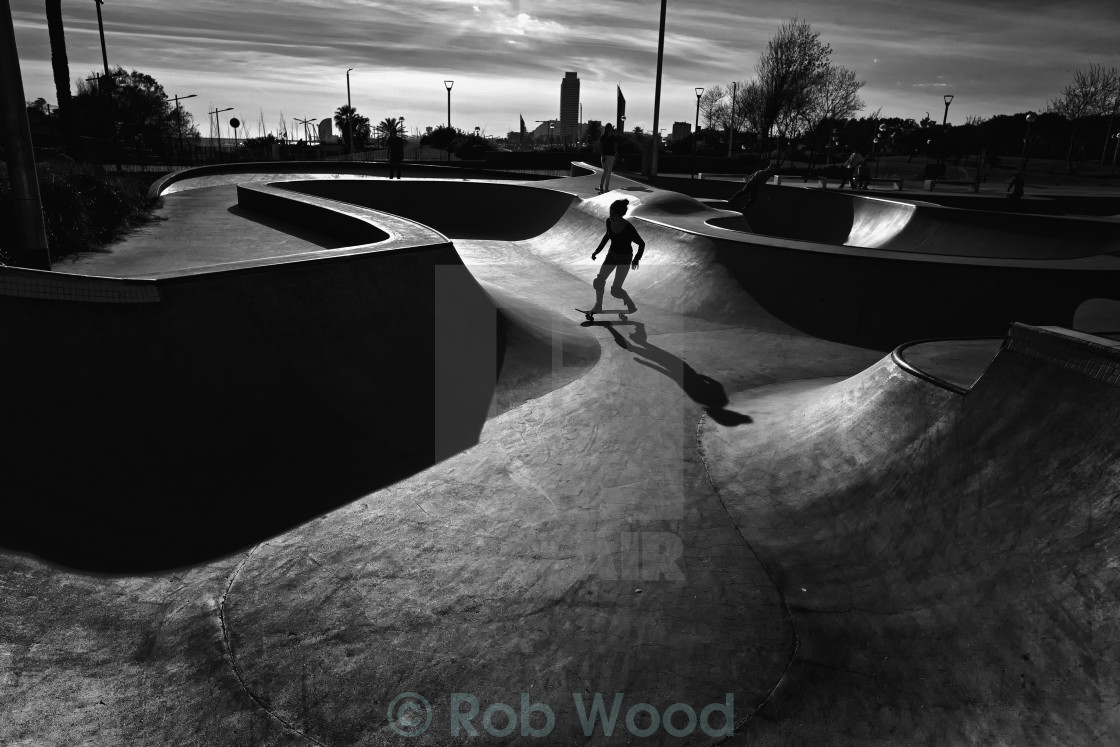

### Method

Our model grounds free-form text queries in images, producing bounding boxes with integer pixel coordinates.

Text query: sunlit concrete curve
[1,162,1118,745]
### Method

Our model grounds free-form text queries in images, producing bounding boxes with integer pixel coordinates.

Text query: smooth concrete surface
[2,164,1119,745]
[699,328,1120,744]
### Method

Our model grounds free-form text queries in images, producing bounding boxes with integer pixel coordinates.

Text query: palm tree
[45,0,74,152]
[375,117,404,143]
[334,104,370,150]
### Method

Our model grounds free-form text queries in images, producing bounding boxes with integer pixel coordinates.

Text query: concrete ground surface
[1,164,1119,746]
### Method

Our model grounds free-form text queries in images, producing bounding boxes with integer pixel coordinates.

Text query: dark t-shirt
[603,218,643,260]
[599,134,618,157]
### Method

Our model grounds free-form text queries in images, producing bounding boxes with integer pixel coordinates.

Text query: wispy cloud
[11,0,1120,137]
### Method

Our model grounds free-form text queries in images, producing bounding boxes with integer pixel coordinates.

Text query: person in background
[598,124,618,193]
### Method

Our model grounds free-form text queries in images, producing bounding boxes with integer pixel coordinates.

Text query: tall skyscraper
[616,85,626,133]
[560,72,580,144]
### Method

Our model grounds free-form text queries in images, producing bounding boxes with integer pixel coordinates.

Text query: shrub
[0,162,161,262]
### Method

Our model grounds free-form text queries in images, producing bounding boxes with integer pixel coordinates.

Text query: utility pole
[346,68,354,156]
[0,0,51,269]
[649,0,667,177]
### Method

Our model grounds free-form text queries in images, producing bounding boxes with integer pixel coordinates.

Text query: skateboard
[576,307,636,322]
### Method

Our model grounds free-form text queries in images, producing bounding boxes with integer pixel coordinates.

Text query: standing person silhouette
[590,199,645,313]
[598,124,618,193]
[387,132,404,179]
[1007,172,1024,200]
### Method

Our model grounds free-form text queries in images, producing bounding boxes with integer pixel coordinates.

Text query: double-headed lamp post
[939,93,954,167]
[444,80,454,129]
[172,93,196,160]
[1019,111,1037,171]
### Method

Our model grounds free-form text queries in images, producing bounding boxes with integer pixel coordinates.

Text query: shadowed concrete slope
[706,186,1120,259]
[699,324,1120,744]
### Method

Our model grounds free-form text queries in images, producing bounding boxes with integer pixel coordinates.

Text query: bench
[924,179,979,193]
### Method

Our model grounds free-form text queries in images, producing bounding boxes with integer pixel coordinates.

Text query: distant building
[531,119,559,143]
[560,72,580,143]
[671,122,691,141]
[318,118,339,144]
[616,86,626,133]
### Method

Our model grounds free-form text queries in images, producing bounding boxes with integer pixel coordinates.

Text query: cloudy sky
[10,0,1120,140]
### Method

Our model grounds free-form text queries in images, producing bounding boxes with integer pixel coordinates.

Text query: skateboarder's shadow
[623,322,753,426]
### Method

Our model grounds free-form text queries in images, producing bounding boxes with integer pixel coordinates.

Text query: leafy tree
[72,66,199,149]
[421,125,461,154]
[1048,63,1120,171]
[334,105,371,150]
[452,133,494,160]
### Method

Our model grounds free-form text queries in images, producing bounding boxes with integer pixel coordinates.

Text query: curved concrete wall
[278,178,579,240]
[0,184,500,569]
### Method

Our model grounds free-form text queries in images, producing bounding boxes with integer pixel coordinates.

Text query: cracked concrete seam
[217,541,328,746]
[694,408,802,740]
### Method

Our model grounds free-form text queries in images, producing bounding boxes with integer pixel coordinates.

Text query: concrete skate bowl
[705,186,1120,259]
[0,182,596,572]
[275,177,579,240]
[503,186,1120,348]
[699,323,1120,743]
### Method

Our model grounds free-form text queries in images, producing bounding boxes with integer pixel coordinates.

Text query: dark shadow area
[226,204,347,249]
[0,249,499,573]
[613,320,752,425]
[279,179,575,241]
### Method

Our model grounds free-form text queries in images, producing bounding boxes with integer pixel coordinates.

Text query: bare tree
[1048,63,1120,171]
[698,86,726,130]
[755,18,832,153]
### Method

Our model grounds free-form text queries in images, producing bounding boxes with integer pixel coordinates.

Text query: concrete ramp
[706,186,1120,259]
[699,323,1120,742]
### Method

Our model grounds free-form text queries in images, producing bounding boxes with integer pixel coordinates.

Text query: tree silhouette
[334,105,371,150]
[375,117,404,143]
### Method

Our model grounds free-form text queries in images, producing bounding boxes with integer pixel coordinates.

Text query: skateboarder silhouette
[589,199,645,313]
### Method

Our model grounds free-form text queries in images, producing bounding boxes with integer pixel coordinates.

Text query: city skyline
[10,0,1120,141]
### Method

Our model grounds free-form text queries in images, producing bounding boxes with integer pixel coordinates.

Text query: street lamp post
[1019,111,1037,171]
[94,0,110,77]
[346,68,354,155]
[444,80,454,128]
[209,106,233,159]
[649,0,667,176]
[172,93,196,164]
[939,93,954,170]
[1112,132,1120,173]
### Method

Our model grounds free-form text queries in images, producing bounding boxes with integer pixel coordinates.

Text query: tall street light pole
[694,87,703,137]
[444,80,454,128]
[649,0,667,177]
[1019,111,1037,172]
[939,93,953,170]
[346,68,354,155]
[94,0,109,77]
[210,106,232,159]
[172,93,196,162]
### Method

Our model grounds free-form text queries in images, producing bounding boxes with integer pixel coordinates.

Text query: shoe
[626,302,637,313]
